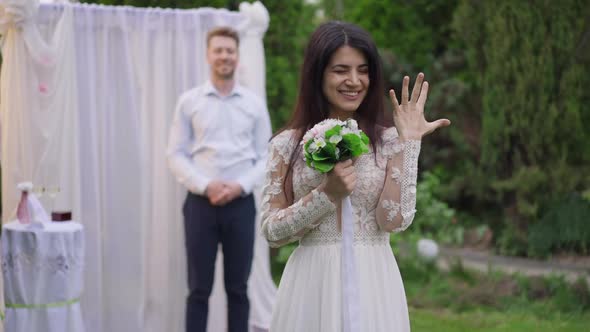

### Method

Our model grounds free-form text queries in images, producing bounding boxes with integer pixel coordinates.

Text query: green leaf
[320,143,338,160]
[313,160,334,173]
[342,133,369,157]
[312,153,330,161]
[312,144,334,161]
[304,152,313,167]
[325,125,342,139]
[342,133,361,146]
[360,132,369,145]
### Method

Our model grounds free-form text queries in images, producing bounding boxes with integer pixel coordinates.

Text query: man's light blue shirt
[167,80,272,195]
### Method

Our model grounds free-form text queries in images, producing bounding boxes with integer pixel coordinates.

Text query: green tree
[453,0,590,254]
[323,0,458,69]
[262,1,317,130]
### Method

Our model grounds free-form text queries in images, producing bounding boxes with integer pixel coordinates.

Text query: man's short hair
[206,27,240,47]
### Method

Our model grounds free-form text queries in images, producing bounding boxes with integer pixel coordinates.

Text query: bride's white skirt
[270,243,410,332]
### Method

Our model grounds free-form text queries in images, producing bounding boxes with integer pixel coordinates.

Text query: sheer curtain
[1,1,275,331]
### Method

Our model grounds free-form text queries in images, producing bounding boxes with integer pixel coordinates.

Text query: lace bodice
[260,127,421,247]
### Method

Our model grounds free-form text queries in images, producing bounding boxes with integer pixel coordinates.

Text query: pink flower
[39,83,48,94]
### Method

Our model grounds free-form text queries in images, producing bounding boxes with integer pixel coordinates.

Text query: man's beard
[214,64,235,80]
[217,71,234,80]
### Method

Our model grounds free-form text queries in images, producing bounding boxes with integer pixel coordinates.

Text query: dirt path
[437,246,590,284]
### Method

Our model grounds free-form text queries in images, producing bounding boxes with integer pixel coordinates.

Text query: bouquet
[301,118,370,173]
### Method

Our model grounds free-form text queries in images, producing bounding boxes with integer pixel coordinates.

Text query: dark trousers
[183,192,255,332]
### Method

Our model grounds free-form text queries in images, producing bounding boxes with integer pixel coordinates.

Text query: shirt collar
[204,80,243,98]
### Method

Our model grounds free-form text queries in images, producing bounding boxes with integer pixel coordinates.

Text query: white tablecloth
[2,221,85,332]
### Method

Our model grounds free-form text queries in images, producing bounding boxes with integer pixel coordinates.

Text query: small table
[2,221,85,332]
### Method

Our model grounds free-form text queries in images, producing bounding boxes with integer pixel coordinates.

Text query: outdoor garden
[24,0,590,330]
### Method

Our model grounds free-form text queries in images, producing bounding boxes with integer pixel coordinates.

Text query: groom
[167,26,272,332]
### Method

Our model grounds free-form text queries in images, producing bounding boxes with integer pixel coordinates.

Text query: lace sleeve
[260,131,337,248]
[376,127,422,233]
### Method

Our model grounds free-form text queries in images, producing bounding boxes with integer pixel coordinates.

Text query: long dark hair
[275,21,390,200]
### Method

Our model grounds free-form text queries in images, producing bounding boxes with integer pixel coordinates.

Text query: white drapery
[0,1,275,331]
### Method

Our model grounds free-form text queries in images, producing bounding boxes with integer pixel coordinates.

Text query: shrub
[528,193,590,258]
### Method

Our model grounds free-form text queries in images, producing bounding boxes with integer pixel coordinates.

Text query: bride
[260,21,450,331]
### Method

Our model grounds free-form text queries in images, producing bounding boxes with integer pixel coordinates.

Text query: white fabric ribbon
[0,0,37,32]
[341,195,361,331]
[0,0,55,66]
[237,1,269,36]
[236,1,269,101]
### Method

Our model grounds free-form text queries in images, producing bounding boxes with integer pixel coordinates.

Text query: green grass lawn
[271,242,590,331]
[410,308,590,332]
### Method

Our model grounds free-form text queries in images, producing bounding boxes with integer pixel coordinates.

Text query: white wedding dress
[260,127,421,332]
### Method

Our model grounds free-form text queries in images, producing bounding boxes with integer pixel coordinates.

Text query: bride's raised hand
[389,73,451,141]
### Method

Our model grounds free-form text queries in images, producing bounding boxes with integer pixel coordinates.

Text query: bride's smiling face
[322,46,370,120]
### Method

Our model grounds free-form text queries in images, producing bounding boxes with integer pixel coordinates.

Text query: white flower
[341,127,352,135]
[314,137,326,148]
[329,135,342,144]
[17,182,33,192]
[302,127,319,143]
[313,119,345,138]
[346,118,359,130]
[308,141,319,153]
